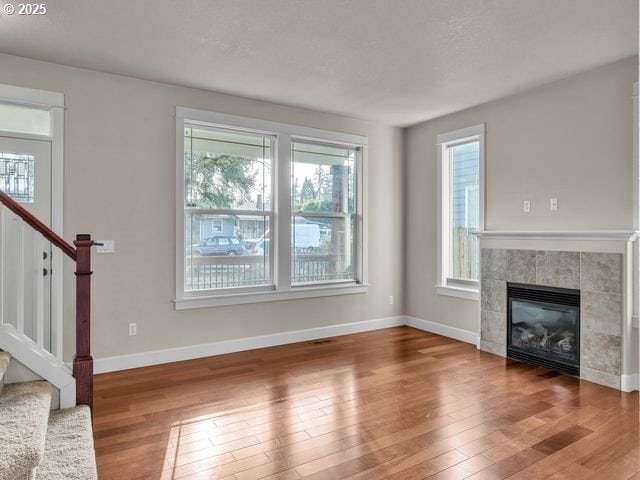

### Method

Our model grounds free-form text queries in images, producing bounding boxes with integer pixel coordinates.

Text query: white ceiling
[0,0,637,126]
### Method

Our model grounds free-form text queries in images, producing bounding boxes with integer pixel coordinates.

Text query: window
[0,103,51,136]
[291,141,357,285]
[437,124,484,300]
[0,153,35,203]
[183,124,273,293]
[176,107,367,308]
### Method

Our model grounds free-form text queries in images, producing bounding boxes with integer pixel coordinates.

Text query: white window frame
[436,124,485,301]
[175,107,368,309]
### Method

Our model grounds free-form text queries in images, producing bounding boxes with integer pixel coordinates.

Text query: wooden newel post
[73,234,94,410]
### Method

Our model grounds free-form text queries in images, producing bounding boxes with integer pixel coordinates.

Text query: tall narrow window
[291,141,358,285]
[183,125,273,292]
[437,124,484,299]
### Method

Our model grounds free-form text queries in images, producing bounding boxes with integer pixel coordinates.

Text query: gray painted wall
[0,52,405,361]
[406,57,638,333]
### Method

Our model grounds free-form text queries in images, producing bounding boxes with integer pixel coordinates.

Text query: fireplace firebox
[507,283,580,376]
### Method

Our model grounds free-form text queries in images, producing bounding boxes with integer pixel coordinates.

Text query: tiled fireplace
[480,247,625,389]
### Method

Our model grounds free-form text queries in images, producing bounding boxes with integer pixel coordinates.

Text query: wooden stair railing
[0,189,94,409]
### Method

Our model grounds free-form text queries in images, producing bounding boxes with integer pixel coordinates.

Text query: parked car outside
[249,238,269,256]
[191,236,248,256]
[248,223,321,256]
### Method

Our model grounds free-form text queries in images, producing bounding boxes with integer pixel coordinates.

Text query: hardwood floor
[93,327,640,480]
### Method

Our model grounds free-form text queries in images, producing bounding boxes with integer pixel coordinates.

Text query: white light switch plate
[523,200,531,213]
[550,198,558,211]
[96,240,115,253]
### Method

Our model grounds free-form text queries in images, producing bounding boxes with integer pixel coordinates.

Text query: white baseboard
[405,316,479,347]
[94,316,405,374]
[95,316,639,391]
[621,373,640,392]
[94,315,486,374]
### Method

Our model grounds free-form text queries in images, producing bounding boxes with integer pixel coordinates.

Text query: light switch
[550,198,558,212]
[96,240,115,253]
[523,200,531,213]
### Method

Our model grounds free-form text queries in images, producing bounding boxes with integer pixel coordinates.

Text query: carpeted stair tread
[0,381,52,480]
[37,406,97,480]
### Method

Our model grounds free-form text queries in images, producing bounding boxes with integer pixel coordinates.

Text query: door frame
[0,83,65,359]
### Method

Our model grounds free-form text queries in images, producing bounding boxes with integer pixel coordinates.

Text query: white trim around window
[175,107,368,309]
[436,123,485,301]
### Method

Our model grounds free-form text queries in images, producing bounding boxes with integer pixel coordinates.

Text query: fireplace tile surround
[480,248,624,389]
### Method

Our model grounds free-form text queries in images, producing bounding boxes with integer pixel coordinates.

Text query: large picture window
[176,108,367,308]
[437,124,484,300]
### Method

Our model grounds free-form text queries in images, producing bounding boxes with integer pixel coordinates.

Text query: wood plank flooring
[93,326,640,480]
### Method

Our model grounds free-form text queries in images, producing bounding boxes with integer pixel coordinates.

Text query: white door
[0,136,52,348]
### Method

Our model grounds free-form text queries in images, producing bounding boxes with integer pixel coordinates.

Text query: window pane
[0,104,51,136]
[185,213,270,291]
[292,215,355,285]
[184,126,272,211]
[291,141,355,214]
[0,153,35,203]
[449,141,480,281]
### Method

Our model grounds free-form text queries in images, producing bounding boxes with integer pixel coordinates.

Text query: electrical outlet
[97,240,115,253]
[550,198,558,211]
[389,295,394,305]
[523,200,531,213]
[129,323,137,336]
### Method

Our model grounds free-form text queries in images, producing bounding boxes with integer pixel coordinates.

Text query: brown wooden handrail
[0,190,93,410]
[0,190,77,261]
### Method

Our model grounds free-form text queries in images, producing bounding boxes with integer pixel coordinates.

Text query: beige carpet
[0,381,51,480]
[0,353,97,480]
[37,406,97,480]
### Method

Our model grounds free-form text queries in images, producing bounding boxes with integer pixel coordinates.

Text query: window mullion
[275,134,292,291]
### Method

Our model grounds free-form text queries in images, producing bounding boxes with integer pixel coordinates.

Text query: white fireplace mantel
[473,230,639,242]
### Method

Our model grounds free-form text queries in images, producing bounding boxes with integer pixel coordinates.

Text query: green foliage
[186,153,257,208]
[299,198,332,212]
[299,177,316,204]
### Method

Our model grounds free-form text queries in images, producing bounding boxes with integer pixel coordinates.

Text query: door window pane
[0,104,51,136]
[448,141,479,281]
[0,153,35,203]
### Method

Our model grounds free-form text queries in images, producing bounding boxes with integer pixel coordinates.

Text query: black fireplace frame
[506,282,580,377]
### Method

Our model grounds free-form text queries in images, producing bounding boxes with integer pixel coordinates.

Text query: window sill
[435,284,479,301]
[175,283,369,310]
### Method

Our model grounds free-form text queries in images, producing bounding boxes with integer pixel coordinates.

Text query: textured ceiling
[0,0,637,126]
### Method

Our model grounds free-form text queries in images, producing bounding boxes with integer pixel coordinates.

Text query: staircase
[0,189,98,478]
[0,351,97,480]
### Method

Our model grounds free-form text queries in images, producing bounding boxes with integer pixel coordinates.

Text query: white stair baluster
[51,247,63,361]
[34,234,44,347]
[16,218,24,334]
